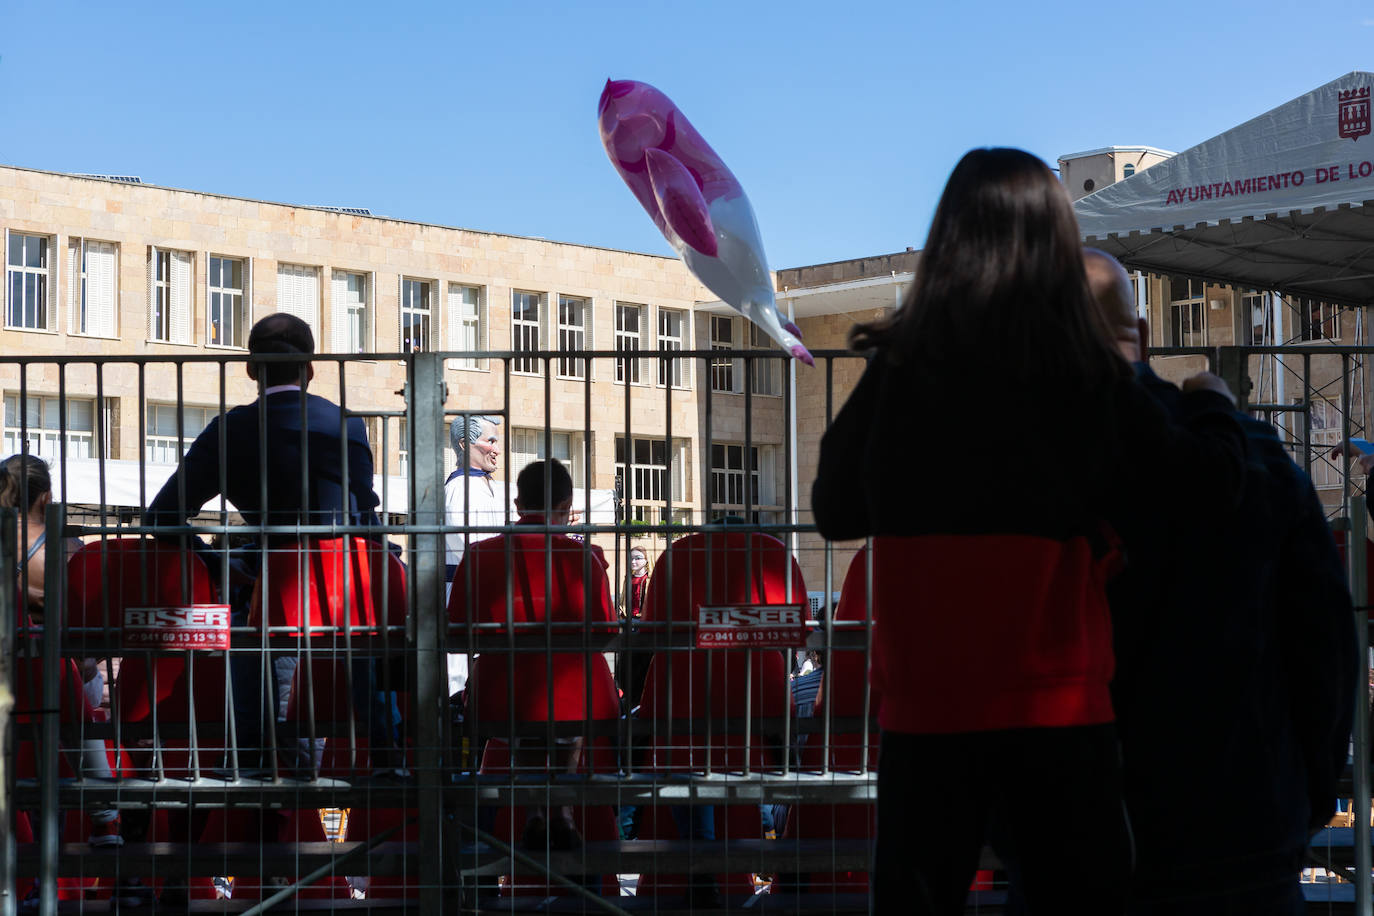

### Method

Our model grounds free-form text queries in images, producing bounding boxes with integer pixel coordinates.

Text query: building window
[1299,299,1341,342]
[447,283,485,370]
[657,308,688,388]
[331,270,370,353]
[710,315,738,393]
[615,302,645,384]
[399,278,431,352]
[1307,397,1343,489]
[146,403,214,464]
[510,427,586,488]
[1242,290,1271,346]
[208,256,248,348]
[1169,276,1206,348]
[615,435,689,524]
[5,232,54,331]
[397,417,409,478]
[749,323,783,396]
[149,248,192,343]
[1123,163,1136,178]
[3,394,107,460]
[68,239,118,337]
[557,295,589,380]
[276,263,320,339]
[512,290,543,375]
[710,442,779,522]
[1129,271,1150,315]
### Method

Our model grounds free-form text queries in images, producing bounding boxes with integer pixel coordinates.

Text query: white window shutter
[1,229,7,323]
[733,319,744,394]
[87,241,116,337]
[304,266,319,341]
[453,281,469,348]
[170,250,191,343]
[67,238,81,332]
[147,246,157,340]
[330,270,349,353]
[47,235,58,331]
[586,300,594,380]
[447,281,458,348]
[276,264,319,339]
[243,258,253,336]
[277,265,295,319]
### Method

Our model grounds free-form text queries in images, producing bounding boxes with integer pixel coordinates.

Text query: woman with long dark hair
[812,148,1246,914]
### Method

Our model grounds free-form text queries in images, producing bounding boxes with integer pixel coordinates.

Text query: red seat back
[641,529,805,623]
[255,536,401,632]
[638,531,804,768]
[271,541,407,729]
[66,538,218,723]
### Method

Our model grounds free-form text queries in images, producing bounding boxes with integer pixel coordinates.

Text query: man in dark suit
[146,312,381,543]
[1084,251,1356,915]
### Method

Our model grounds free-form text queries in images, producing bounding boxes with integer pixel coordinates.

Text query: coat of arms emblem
[1339,86,1371,142]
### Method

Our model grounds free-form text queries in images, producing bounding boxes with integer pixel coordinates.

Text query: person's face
[467,422,500,474]
[630,550,647,575]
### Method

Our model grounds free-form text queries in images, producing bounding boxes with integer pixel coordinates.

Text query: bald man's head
[1083,248,1142,362]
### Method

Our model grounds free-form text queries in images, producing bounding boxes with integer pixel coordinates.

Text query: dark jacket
[1112,363,1356,889]
[811,352,1247,733]
[147,388,381,540]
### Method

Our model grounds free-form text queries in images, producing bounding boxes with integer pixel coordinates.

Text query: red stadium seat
[635,528,804,901]
[198,536,402,903]
[447,530,621,898]
[66,536,219,897]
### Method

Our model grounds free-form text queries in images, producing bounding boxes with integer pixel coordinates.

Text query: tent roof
[49,458,617,522]
[1075,71,1374,307]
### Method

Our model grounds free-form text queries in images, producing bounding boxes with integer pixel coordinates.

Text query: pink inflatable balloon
[598,79,813,367]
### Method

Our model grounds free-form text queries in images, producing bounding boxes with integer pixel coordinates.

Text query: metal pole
[0,507,16,916]
[1352,495,1370,916]
[410,352,447,916]
[37,502,64,916]
[786,297,799,565]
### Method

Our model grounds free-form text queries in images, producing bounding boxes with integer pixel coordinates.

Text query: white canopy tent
[1076,71,1374,306]
[48,457,619,525]
[1077,78,1374,913]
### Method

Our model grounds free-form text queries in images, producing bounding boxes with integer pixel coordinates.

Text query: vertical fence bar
[1352,495,1371,916]
[37,503,63,916]
[410,352,447,916]
[0,507,16,916]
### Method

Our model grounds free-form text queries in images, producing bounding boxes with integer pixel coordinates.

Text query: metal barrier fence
[0,344,1369,914]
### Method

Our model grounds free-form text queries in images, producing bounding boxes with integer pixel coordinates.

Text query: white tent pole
[787,295,799,565]
[1273,292,1287,435]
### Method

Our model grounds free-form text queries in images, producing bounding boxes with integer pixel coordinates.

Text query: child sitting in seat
[448,458,619,850]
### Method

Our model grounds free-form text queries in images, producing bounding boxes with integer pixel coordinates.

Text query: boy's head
[514,459,574,523]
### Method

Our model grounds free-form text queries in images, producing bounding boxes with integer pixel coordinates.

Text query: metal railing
[0,344,1368,914]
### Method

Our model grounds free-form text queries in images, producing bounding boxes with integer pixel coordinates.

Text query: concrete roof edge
[1057,145,1177,162]
[0,162,680,262]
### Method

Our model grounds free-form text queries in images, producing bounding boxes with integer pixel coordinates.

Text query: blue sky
[2,0,1371,267]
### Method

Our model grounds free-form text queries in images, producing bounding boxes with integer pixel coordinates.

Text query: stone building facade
[0,166,792,565]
